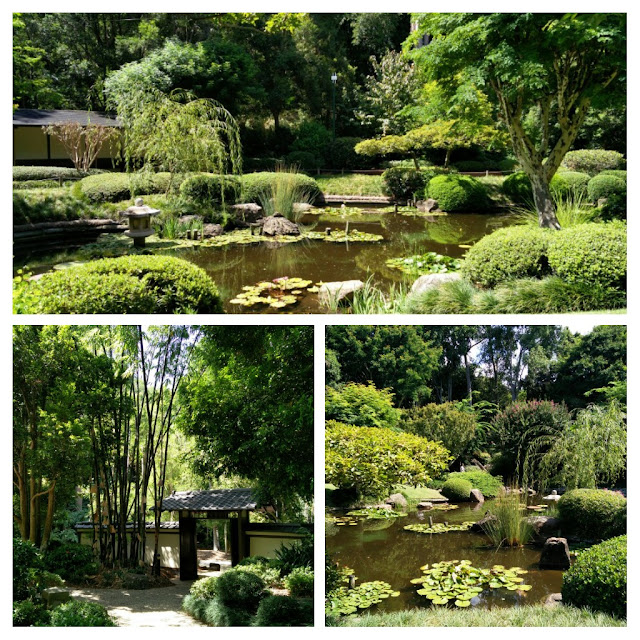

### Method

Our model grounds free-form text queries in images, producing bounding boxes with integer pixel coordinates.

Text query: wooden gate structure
[159,488,257,580]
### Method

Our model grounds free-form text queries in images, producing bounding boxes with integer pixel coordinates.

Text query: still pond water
[326,502,564,612]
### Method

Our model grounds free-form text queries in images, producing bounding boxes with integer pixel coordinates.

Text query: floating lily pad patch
[386,252,462,276]
[229,276,319,309]
[346,507,407,520]
[306,229,384,243]
[329,515,359,526]
[404,521,474,534]
[325,580,400,616]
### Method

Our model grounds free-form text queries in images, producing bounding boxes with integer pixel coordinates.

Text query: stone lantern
[121,197,160,248]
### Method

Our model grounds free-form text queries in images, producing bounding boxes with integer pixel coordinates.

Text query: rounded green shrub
[381,167,429,201]
[254,596,313,627]
[549,171,590,198]
[78,173,132,202]
[460,226,552,288]
[441,477,473,502]
[600,170,627,181]
[284,567,314,598]
[558,489,627,540]
[502,171,533,204]
[44,543,97,582]
[13,600,51,627]
[240,172,321,204]
[547,224,626,290]
[427,174,488,212]
[235,563,282,588]
[561,149,625,176]
[13,166,106,181]
[587,174,626,202]
[203,599,252,626]
[15,255,223,314]
[562,535,626,619]
[189,576,219,600]
[49,601,116,626]
[215,569,267,612]
[180,174,240,205]
[446,471,503,499]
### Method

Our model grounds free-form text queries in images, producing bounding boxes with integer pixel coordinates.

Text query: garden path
[70,579,205,627]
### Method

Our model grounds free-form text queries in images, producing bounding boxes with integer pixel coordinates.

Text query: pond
[326,502,564,613]
[170,210,515,313]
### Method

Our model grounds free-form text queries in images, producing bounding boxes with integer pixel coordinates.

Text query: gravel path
[71,579,206,627]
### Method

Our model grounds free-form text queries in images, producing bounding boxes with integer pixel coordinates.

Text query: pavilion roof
[13,109,120,127]
[159,488,257,512]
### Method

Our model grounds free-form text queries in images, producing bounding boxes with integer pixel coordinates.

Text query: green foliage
[49,601,116,627]
[427,174,489,212]
[13,189,107,225]
[256,166,317,220]
[274,535,314,575]
[549,171,591,198]
[325,382,399,429]
[43,543,97,582]
[13,538,43,601]
[182,595,252,626]
[189,576,219,600]
[235,563,282,588]
[558,489,627,541]
[587,174,626,202]
[600,170,627,181]
[330,137,367,170]
[179,174,240,206]
[440,477,472,502]
[240,171,321,205]
[13,166,106,181]
[386,253,462,276]
[513,192,598,228]
[562,535,626,619]
[399,403,476,459]
[12,600,51,627]
[446,471,503,499]
[561,149,626,176]
[452,160,485,172]
[502,171,533,205]
[254,596,313,626]
[546,224,626,290]
[482,490,534,547]
[315,173,384,197]
[215,569,267,612]
[77,173,132,202]
[326,581,399,616]
[325,421,451,498]
[14,255,222,314]
[286,150,321,173]
[325,553,344,595]
[404,521,474,534]
[381,167,429,201]
[285,567,314,598]
[460,226,552,288]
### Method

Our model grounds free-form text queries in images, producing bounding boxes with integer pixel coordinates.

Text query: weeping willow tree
[108,87,242,188]
[523,402,626,491]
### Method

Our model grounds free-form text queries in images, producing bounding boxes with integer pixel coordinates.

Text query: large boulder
[470,512,497,533]
[202,223,224,238]
[261,213,301,236]
[231,203,263,223]
[416,198,439,213]
[42,587,71,608]
[410,273,460,296]
[539,537,571,569]
[528,516,562,546]
[469,489,485,503]
[385,493,408,509]
[318,280,364,306]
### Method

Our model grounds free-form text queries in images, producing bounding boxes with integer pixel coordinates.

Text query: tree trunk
[529,170,561,229]
[41,482,57,551]
[463,353,473,405]
[444,147,452,168]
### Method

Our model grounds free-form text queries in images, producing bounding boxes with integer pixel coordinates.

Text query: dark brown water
[169,211,514,313]
[326,502,564,612]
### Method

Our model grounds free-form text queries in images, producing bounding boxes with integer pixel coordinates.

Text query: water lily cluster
[404,521,474,534]
[386,252,462,276]
[346,507,407,520]
[326,580,400,616]
[230,277,319,309]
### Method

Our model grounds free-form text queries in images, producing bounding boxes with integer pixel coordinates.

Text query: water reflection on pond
[326,502,564,612]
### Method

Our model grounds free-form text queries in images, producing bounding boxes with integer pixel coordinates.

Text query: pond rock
[318,280,364,305]
[385,493,408,509]
[293,202,315,213]
[529,516,562,546]
[469,489,485,503]
[202,223,224,238]
[261,213,301,236]
[417,501,433,510]
[231,203,263,222]
[42,587,71,607]
[539,537,571,569]
[470,512,497,533]
[410,273,460,295]
[416,198,439,213]
[543,593,563,608]
[178,215,203,225]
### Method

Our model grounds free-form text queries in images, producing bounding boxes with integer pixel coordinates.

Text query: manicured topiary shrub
[13,166,106,181]
[14,255,223,314]
[240,172,321,204]
[49,601,116,626]
[189,576,219,600]
[549,171,590,198]
[284,567,314,598]
[427,174,489,212]
[381,167,429,201]
[460,226,552,288]
[12,600,51,627]
[557,489,627,540]
[561,149,625,176]
[446,471,503,499]
[562,535,626,619]
[78,173,132,202]
[215,569,267,612]
[43,543,98,582]
[498,157,519,171]
[587,174,626,202]
[180,174,240,205]
[254,596,313,627]
[441,477,473,502]
[502,171,533,204]
[547,224,626,290]
[600,170,627,181]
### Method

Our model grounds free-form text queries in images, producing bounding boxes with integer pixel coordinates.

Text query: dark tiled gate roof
[13,109,120,127]
[74,521,180,530]
[160,489,257,512]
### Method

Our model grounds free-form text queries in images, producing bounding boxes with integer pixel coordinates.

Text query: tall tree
[408,13,626,228]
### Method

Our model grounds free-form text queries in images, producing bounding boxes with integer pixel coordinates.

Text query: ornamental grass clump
[482,489,534,548]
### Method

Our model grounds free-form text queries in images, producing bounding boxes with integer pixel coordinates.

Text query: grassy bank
[329,604,625,627]
[315,174,385,196]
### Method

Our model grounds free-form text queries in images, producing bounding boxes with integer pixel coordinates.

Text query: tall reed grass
[482,489,533,548]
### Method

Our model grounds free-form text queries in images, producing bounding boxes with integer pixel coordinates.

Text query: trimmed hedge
[452,160,486,172]
[549,171,590,198]
[460,226,552,287]
[240,172,321,204]
[441,477,473,502]
[546,224,626,290]
[254,596,313,627]
[13,166,107,181]
[502,171,533,204]
[382,167,429,201]
[599,170,627,181]
[13,190,104,225]
[561,149,625,176]
[78,172,178,203]
[587,174,626,202]
[49,601,116,626]
[215,569,267,612]
[427,174,489,212]
[557,489,626,540]
[446,471,503,499]
[562,535,626,619]
[180,174,240,205]
[14,255,223,314]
